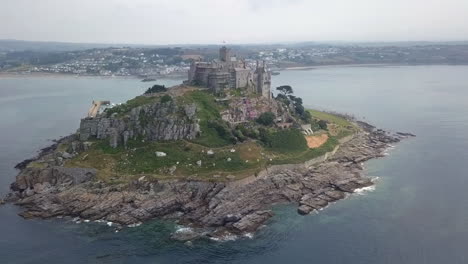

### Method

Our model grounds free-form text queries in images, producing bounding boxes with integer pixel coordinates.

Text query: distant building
[188,46,271,99]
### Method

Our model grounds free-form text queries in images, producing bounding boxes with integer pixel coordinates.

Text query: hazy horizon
[1,0,467,45]
[2,38,468,47]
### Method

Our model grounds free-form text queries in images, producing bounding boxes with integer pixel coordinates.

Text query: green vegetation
[317,120,328,130]
[276,85,293,96]
[229,88,243,97]
[275,86,311,122]
[160,94,172,103]
[66,139,263,182]
[269,136,339,165]
[104,96,158,117]
[144,84,167,94]
[308,109,352,127]
[308,109,358,139]
[207,120,237,144]
[260,128,308,153]
[68,84,363,182]
[181,90,233,147]
[256,112,275,126]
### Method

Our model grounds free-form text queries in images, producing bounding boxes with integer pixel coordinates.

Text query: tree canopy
[144,84,167,94]
[276,85,293,96]
[256,112,276,126]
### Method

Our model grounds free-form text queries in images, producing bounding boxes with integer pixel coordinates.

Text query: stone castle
[188,46,271,99]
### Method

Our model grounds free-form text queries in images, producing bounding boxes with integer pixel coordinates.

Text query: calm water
[1,66,468,263]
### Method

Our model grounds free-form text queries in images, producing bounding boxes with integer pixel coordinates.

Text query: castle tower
[255,61,271,99]
[219,46,230,62]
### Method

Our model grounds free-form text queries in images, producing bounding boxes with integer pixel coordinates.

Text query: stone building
[188,46,271,99]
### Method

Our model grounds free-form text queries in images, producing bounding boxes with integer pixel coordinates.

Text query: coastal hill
[64,83,357,183]
[4,80,413,240]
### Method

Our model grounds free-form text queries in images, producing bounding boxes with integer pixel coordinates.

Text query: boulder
[298,205,314,215]
[155,152,167,157]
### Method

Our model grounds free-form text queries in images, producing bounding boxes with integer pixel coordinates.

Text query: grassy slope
[185,91,232,147]
[65,93,358,182]
[308,109,358,139]
[104,96,161,117]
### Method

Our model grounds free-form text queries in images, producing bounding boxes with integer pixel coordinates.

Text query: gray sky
[1,0,467,44]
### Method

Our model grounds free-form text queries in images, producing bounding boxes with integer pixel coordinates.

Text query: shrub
[259,127,273,147]
[318,120,328,130]
[268,129,308,153]
[233,129,246,142]
[160,95,172,103]
[256,112,275,126]
[276,85,293,96]
[144,84,167,94]
[207,120,236,144]
[301,110,312,123]
[237,124,259,139]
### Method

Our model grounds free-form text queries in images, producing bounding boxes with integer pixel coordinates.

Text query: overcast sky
[0,0,467,44]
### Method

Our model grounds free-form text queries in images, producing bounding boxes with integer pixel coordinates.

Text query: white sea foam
[353,185,376,195]
[106,221,113,227]
[243,233,254,239]
[371,176,380,182]
[175,226,193,233]
[209,233,238,242]
[127,222,142,228]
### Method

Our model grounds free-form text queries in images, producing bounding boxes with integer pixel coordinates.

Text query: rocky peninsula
[3,84,414,241]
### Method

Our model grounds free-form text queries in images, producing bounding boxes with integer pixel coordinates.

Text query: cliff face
[79,101,200,147]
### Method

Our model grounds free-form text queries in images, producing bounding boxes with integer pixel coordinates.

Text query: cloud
[0,0,467,44]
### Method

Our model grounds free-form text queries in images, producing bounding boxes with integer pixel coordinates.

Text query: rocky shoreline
[2,124,414,241]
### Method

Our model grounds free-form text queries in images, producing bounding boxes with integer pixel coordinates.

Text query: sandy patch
[305,134,329,148]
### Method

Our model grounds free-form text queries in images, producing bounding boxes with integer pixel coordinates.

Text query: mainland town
[1,40,468,78]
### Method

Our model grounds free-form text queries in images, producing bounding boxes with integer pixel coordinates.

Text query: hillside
[40,84,358,183]
[5,83,414,240]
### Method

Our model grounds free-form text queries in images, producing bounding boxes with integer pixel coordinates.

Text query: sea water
[1,66,468,263]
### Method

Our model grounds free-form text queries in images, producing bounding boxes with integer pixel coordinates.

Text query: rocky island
[3,48,414,241]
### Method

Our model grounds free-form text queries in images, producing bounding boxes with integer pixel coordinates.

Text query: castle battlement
[188,46,271,99]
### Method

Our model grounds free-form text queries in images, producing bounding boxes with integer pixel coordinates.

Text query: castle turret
[255,61,271,99]
[219,46,230,62]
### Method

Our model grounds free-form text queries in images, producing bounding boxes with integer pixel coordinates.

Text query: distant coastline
[0,72,186,80]
[279,63,422,71]
[2,63,463,80]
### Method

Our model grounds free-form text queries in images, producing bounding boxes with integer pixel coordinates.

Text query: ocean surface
[1,66,468,263]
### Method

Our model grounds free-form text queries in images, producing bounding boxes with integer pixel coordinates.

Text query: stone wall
[79,101,200,148]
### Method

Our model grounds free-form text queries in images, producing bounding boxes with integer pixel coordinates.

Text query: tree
[144,84,167,94]
[256,112,276,126]
[276,85,293,96]
[301,111,312,123]
[318,120,328,130]
[289,95,302,105]
[160,95,172,103]
[295,104,305,115]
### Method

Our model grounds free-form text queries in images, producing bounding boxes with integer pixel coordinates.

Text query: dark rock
[171,228,204,241]
[224,214,241,224]
[79,101,200,147]
[298,205,314,215]
[61,152,73,159]
[7,124,407,239]
[397,132,416,137]
[232,211,273,232]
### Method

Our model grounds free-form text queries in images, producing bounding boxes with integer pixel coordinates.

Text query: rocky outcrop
[79,100,200,147]
[5,129,413,240]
